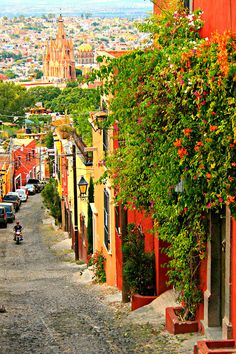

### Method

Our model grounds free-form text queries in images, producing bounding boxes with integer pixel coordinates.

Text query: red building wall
[193,0,236,37]
[13,140,37,188]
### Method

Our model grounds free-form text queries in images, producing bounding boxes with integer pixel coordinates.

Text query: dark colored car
[3,194,21,211]
[27,179,44,193]
[0,203,15,223]
[0,207,7,228]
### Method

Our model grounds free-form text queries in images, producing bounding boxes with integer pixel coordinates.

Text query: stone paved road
[0,194,196,354]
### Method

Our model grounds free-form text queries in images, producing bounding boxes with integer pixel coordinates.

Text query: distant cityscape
[0,14,150,82]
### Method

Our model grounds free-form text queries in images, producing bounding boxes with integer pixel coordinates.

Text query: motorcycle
[14,230,23,244]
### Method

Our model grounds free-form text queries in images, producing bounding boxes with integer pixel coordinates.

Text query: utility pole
[72,144,79,261]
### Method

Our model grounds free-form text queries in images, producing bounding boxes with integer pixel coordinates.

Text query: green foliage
[123,224,156,296]
[28,86,61,106]
[0,51,22,60]
[93,4,236,318]
[43,131,54,148]
[89,250,106,283]
[41,179,62,223]
[0,82,32,120]
[66,81,78,88]
[35,70,44,79]
[44,86,99,146]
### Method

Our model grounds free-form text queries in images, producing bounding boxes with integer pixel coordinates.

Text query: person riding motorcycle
[13,221,23,241]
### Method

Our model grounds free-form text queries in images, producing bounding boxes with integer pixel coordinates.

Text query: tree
[35,70,43,79]
[28,86,61,106]
[40,86,99,145]
[0,82,32,121]
[76,69,82,77]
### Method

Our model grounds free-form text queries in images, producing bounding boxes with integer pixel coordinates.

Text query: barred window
[104,189,110,250]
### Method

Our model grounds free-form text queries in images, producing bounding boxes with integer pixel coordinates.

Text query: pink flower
[218,197,223,203]
[206,202,211,209]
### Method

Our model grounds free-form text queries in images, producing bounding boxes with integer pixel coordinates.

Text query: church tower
[43,15,76,81]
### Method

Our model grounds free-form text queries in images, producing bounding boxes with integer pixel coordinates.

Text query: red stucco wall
[13,140,37,187]
[128,209,154,252]
[193,0,236,37]
[231,218,236,340]
[154,237,170,295]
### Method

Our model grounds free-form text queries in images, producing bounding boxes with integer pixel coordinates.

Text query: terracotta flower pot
[194,340,236,354]
[165,306,199,334]
[131,293,157,311]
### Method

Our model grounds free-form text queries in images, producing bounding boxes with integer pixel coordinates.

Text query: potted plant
[123,223,157,311]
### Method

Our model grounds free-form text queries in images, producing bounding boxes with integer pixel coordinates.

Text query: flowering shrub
[89,250,106,283]
[93,1,236,319]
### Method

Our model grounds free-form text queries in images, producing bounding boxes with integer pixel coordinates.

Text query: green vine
[92,2,236,320]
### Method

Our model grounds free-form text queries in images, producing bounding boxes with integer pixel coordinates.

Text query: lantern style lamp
[78,176,88,199]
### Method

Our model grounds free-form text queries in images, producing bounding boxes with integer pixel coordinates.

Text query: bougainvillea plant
[92,1,236,320]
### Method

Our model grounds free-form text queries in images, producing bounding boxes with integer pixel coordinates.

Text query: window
[104,189,110,250]
[183,0,193,11]
[103,128,108,153]
[115,205,121,235]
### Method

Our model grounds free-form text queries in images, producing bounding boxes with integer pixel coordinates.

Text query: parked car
[25,184,36,195]
[19,186,29,196]
[7,192,22,205]
[3,194,21,211]
[0,202,15,223]
[27,179,44,193]
[16,188,28,202]
[0,206,7,228]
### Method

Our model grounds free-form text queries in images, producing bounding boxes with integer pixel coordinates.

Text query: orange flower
[210,125,218,131]
[194,141,203,151]
[183,128,193,137]
[178,148,188,159]
[226,195,235,205]
[206,173,212,179]
[232,162,236,167]
[173,139,182,147]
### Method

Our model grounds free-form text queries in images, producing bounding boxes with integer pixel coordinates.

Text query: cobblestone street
[0,194,197,354]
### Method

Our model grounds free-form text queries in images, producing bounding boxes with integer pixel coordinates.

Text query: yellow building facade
[89,111,117,287]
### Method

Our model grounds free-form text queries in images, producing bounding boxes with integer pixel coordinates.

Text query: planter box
[194,340,236,354]
[165,306,199,334]
[131,294,157,311]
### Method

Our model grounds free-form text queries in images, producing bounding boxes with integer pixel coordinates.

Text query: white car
[15,189,28,202]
